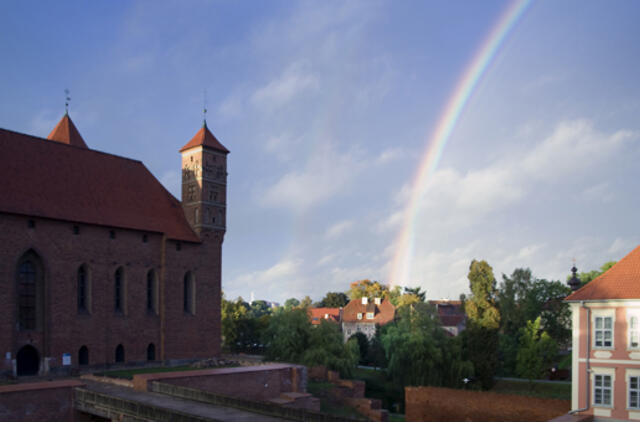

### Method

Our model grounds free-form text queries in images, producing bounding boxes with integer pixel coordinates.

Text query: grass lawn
[94,364,213,380]
[491,379,571,400]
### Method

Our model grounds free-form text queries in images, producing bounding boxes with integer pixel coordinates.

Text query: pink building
[566,245,640,420]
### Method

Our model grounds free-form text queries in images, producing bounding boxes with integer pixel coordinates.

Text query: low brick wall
[405,386,570,422]
[133,363,305,401]
[152,381,359,422]
[0,380,85,422]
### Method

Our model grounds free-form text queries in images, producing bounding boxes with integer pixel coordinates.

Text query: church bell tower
[180,122,229,236]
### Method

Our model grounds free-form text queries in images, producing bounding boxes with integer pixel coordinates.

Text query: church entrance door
[17,345,39,376]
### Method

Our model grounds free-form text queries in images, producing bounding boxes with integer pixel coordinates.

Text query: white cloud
[325,220,354,239]
[582,182,615,203]
[251,61,319,111]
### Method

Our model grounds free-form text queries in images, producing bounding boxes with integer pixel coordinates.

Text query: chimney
[361,297,368,305]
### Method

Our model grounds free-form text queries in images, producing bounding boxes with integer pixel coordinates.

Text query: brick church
[0,112,228,376]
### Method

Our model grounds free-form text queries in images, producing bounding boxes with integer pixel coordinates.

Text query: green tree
[300,295,313,308]
[464,260,500,389]
[348,332,369,365]
[348,280,390,300]
[516,317,558,385]
[250,300,272,318]
[403,286,426,302]
[465,260,500,330]
[381,303,473,388]
[262,308,358,376]
[319,292,349,308]
[284,298,300,309]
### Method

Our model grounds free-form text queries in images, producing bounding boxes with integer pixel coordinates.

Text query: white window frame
[627,369,640,410]
[357,313,362,320]
[592,309,615,349]
[592,367,615,408]
[629,310,640,350]
[366,312,374,319]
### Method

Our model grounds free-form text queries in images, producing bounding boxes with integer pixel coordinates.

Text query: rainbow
[388,0,533,288]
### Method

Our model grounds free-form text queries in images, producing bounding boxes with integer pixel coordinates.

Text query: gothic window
[77,265,91,313]
[17,251,43,331]
[188,185,196,201]
[183,272,195,315]
[18,261,36,330]
[114,267,125,313]
[194,208,199,224]
[147,343,156,361]
[146,270,157,314]
[115,344,125,363]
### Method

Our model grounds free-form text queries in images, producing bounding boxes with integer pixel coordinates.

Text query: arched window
[115,344,125,363]
[183,272,195,315]
[114,267,125,313]
[78,346,89,366]
[77,265,91,313]
[147,343,156,361]
[17,251,44,331]
[146,270,157,314]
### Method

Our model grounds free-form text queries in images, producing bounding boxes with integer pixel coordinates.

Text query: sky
[2,1,640,304]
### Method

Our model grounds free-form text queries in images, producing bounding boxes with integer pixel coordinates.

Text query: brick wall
[405,386,570,422]
[133,364,304,401]
[0,380,84,422]
[0,213,222,375]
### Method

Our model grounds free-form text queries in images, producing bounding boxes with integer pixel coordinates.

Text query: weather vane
[65,89,71,114]
[203,89,208,126]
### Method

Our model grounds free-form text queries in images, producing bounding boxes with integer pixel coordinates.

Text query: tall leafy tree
[465,260,500,330]
[463,260,500,389]
[284,298,300,309]
[516,317,557,385]
[348,279,390,300]
[319,292,349,308]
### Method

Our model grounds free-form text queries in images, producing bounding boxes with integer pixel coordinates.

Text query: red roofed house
[341,297,395,342]
[429,300,466,337]
[309,308,342,326]
[0,113,228,376]
[565,245,640,420]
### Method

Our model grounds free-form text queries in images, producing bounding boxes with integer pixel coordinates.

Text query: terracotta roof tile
[0,127,199,242]
[566,245,640,301]
[309,308,342,325]
[342,299,395,324]
[180,123,229,153]
[47,114,88,148]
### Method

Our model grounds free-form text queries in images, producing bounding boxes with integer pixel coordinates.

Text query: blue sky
[2,1,639,304]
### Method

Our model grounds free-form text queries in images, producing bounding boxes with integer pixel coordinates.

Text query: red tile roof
[566,245,640,301]
[342,299,395,325]
[180,123,229,154]
[439,314,465,328]
[0,127,199,242]
[47,114,88,148]
[309,308,342,325]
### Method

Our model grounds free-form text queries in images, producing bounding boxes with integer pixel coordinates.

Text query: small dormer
[374,297,381,305]
[361,297,368,305]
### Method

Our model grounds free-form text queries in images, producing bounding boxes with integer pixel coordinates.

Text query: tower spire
[203,89,208,128]
[65,89,71,115]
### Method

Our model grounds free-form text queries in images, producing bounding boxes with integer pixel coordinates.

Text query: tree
[262,308,358,377]
[284,298,300,310]
[250,300,272,318]
[348,280,390,300]
[403,286,426,302]
[516,317,557,385]
[465,260,500,330]
[464,260,500,389]
[319,292,349,308]
[349,332,369,365]
[300,295,313,308]
[381,303,473,388]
